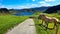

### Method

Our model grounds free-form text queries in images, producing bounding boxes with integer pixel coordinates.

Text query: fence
[38,16,60,34]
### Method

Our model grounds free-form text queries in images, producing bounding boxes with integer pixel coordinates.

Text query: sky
[0,0,60,9]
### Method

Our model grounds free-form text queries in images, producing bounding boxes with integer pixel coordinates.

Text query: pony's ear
[38,15,41,19]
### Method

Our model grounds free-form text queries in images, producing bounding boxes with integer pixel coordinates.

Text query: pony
[38,14,59,29]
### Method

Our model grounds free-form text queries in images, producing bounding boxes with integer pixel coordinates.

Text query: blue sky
[0,0,60,9]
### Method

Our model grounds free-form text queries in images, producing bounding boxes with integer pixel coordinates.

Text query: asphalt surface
[6,19,36,34]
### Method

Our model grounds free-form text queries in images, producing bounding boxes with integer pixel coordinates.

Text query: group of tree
[44,5,60,14]
[0,8,9,13]
[0,8,9,14]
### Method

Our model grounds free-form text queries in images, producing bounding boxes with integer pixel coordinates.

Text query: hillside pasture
[34,13,60,34]
[0,15,28,34]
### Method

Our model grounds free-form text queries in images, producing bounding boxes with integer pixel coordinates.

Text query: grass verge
[0,15,28,34]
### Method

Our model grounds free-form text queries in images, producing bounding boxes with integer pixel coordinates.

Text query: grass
[34,19,55,34]
[0,15,28,34]
[34,13,60,34]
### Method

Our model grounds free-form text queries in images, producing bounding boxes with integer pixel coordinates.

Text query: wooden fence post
[55,24,59,34]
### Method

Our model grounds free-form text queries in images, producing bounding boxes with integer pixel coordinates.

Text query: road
[6,19,36,34]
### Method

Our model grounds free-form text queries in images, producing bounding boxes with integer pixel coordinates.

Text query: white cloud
[0,5,35,9]
[45,0,55,2]
[39,1,52,6]
[0,3,6,8]
[32,0,35,2]
[0,0,54,9]
[0,5,26,9]
[29,4,40,7]
[13,6,29,9]
[0,3,41,9]
[40,1,46,4]
[0,3,51,9]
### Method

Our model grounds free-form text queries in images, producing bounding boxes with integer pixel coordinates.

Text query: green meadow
[34,13,60,34]
[0,15,28,34]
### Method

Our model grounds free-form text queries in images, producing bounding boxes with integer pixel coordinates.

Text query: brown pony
[38,14,59,29]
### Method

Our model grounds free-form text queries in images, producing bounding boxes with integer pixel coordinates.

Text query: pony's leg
[46,22,48,30]
[42,20,43,25]
[45,21,48,30]
[55,24,59,34]
[53,23,56,29]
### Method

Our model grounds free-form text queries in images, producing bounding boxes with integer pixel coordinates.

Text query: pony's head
[38,14,46,19]
[40,14,46,17]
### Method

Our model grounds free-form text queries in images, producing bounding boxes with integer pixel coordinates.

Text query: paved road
[6,19,36,34]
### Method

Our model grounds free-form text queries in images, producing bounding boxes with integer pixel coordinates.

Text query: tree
[0,8,9,13]
[44,5,60,14]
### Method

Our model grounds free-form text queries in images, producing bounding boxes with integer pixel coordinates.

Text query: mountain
[44,5,60,14]
[30,6,51,11]
[11,6,51,12]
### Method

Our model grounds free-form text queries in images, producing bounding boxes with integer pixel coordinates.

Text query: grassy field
[0,15,28,34]
[34,13,60,34]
